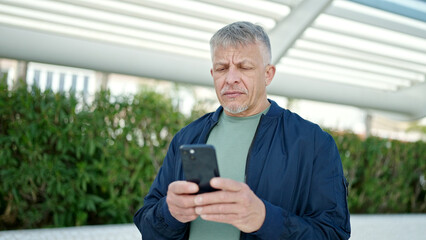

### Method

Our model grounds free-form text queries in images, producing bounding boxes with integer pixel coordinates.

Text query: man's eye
[241,66,253,70]
[216,68,225,71]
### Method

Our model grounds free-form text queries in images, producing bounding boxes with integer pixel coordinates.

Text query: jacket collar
[264,99,284,118]
[211,105,223,122]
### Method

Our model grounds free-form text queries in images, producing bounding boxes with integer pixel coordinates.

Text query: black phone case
[180,144,220,194]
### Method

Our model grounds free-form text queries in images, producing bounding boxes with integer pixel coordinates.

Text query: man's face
[211,43,275,117]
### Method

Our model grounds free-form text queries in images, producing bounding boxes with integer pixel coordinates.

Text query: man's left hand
[193,177,265,233]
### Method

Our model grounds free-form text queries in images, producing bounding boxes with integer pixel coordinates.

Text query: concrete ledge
[0,224,141,240]
[350,214,426,240]
[0,214,425,240]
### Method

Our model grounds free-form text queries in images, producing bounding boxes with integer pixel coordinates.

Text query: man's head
[210,21,271,65]
[209,22,276,117]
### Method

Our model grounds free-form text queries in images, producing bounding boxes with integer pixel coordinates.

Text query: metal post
[365,112,372,137]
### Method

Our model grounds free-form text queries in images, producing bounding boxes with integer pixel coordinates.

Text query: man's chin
[223,104,249,114]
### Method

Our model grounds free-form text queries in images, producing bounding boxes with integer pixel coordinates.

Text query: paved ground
[350,214,426,240]
[0,214,425,240]
[0,224,140,240]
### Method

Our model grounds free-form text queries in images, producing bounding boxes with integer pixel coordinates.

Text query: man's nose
[225,66,241,84]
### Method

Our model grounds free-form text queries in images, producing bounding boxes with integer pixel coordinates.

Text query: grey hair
[209,21,272,64]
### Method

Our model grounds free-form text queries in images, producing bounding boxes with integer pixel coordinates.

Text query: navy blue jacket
[134,100,351,239]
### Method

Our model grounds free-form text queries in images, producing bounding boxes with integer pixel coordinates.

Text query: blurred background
[0,0,425,239]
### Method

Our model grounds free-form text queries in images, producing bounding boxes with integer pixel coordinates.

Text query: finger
[168,205,199,223]
[176,214,199,223]
[167,195,198,223]
[199,213,239,224]
[169,204,197,216]
[194,190,239,206]
[168,181,199,194]
[167,193,197,208]
[195,203,242,215]
[210,178,243,192]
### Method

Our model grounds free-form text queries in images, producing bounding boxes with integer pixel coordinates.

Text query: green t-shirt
[189,107,269,240]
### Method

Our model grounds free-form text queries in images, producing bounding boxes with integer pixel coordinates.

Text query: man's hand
[166,181,199,223]
[193,178,266,233]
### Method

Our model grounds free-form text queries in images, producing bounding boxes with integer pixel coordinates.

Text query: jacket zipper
[240,114,264,240]
[244,114,264,183]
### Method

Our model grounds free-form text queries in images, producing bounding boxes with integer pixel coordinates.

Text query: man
[134,21,351,239]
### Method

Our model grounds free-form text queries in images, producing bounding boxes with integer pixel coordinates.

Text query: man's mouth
[223,91,244,98]
[221,87,248,98]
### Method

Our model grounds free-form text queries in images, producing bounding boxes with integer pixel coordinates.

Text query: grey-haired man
[134,21,351,240]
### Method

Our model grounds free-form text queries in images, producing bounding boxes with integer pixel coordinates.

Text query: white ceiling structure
[0,0,425,120]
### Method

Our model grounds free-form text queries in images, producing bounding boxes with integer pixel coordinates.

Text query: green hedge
[0,80,193,229]
[0,80,425,230]
[333,132,426,213]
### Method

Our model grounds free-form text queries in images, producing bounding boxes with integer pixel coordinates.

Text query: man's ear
[265,64,276,86]
[210,68,213,77]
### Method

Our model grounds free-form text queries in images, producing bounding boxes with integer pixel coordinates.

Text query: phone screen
[180,144,220,194]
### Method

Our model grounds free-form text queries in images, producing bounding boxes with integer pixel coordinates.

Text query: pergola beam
[269,0,332,64]
[268,71,426,120]
[326,1,426,39]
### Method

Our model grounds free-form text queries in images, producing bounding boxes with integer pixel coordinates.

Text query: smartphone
[180,144,220,194]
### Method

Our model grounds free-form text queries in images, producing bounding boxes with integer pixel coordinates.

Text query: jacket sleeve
[133,136,189,239]
[251,132,351,240]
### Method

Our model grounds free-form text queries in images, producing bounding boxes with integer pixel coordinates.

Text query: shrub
[332,131,426,213]
[0,80,190,229]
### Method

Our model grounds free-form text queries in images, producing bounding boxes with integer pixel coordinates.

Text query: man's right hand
[166,181,199,223]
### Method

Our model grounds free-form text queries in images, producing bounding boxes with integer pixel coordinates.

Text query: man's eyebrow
[213,62,228,66]
[238,60,254,65]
